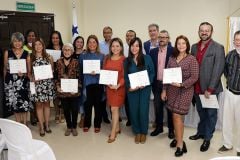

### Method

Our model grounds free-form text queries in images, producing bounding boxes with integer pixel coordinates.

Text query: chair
[0,118,56,160]
[209,156,240,160]
[0,130,8,160]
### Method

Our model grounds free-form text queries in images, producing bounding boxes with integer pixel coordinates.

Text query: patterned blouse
[56,57,81,98]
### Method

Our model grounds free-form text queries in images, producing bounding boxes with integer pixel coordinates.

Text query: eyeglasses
[159,36,169,39]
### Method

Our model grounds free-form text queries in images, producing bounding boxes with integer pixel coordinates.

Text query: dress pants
[61,97,79,129]
[194,94,218,140]
[222,89,240,152]
[152,80,173,131]
[84,84,103,128]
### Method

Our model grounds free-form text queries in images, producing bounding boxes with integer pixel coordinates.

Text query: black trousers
[124,93,131,122]
[152,80,173,131]
[61,97,79,129]
[84,84,103,128]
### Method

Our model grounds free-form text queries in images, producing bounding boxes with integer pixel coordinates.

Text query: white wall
[1,0,240,48]
[79,0,231,47]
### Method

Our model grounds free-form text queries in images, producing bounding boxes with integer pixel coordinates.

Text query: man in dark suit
[189,22,225,152]
[144,24,159,55]
[149,30,174,138]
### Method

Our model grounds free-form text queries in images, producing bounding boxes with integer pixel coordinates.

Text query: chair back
[0,119,33,158]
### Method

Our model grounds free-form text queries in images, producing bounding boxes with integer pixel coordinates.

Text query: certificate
[46,49,61,62]
[30,82,36,95]
[33,65,53,80]
[128,70,150,88]
[83,60,100,74]
[163,67,182,84]
[199,95,219,109]
[99,70,118,85]
[61,79,78,93]
[9,59,27,74]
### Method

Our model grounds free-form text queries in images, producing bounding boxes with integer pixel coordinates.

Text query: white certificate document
[163,67,182,84]
[61,79,78,93]
[83,60,100,74]
[199,95,219,109]
[46,49,61,62]
[30,82,36,95]
[128,70,150,88]
[9,59,27,74]
[99,70,118,85]
[33,65,53,80]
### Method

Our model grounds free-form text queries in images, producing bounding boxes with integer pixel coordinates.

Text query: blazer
[191,40,225,94]
[149,44,174,82]
[144,40,151,55]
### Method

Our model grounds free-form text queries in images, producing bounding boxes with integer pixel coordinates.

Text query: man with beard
[149,30,174,138]
[218,30,240,157]
[189,22,225,152]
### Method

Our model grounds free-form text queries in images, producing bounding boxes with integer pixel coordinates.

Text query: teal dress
[124,55,155,134]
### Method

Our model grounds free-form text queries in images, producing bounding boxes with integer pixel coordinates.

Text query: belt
[227,87,240,95]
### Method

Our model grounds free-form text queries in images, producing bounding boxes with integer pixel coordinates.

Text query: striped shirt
[225,49,240,93]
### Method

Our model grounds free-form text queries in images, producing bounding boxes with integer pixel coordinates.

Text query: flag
[227,17,240,52]
[72,0,79,42]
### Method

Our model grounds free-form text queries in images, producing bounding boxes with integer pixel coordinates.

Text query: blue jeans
[194,94,218,140]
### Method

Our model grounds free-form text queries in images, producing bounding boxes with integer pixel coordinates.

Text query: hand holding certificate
[99,70,118,86]
[163,67,182,84]
[199,95,219,109]
[46,49,61,62]
[128,70,150,89]
[9,59,27,74]
[33,64,53,80]
[61,79,78,93]
[83,60,100,74]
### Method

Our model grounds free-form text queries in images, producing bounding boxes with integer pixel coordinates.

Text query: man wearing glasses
[149,30,174,139]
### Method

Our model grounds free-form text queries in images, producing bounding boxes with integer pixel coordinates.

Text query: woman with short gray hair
[3,32,32,125]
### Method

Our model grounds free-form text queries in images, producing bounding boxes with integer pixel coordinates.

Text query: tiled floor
[28,119,239,160]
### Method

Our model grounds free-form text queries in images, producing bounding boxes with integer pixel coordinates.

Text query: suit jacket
[149,44,173,82]
[191,40,225,94]
[144,40,151,55]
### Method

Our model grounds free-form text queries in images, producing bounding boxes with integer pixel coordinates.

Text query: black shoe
[126,121,131,126]
[170,139,177,148]
[175,142,187,157]
[150,128,163,136]
[103,118,110,124]
[200,140,210,152]
[31,121,37,126]
[189,134,204,140]
[237,152,240,156]
[168,131,175,139]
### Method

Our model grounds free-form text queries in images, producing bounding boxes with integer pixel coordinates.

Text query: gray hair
[160,30,170,38]
[148,23,159,31]
[11,32,25,44]
[62,43,74,52]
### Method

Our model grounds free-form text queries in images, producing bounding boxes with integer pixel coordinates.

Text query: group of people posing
[2,21,240,157]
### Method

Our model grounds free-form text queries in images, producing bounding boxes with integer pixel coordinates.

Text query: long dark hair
[24,29,37,45]
[173,35,190,57]
[47,30,64,49]
[73,36,84,52]
[126,37,145,72]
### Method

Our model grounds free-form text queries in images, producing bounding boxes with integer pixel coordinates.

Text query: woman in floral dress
[31,38,55,136]
[3,32,32,125]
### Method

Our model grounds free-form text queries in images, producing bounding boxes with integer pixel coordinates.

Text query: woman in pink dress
[103,38,125,143]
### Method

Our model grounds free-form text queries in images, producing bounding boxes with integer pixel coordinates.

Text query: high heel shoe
[94,128,100,133]
[83,127,89,132]
[107,134,116,143]
[175,142,187,157]
[170,139,177,148]
[39,130,45,137]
